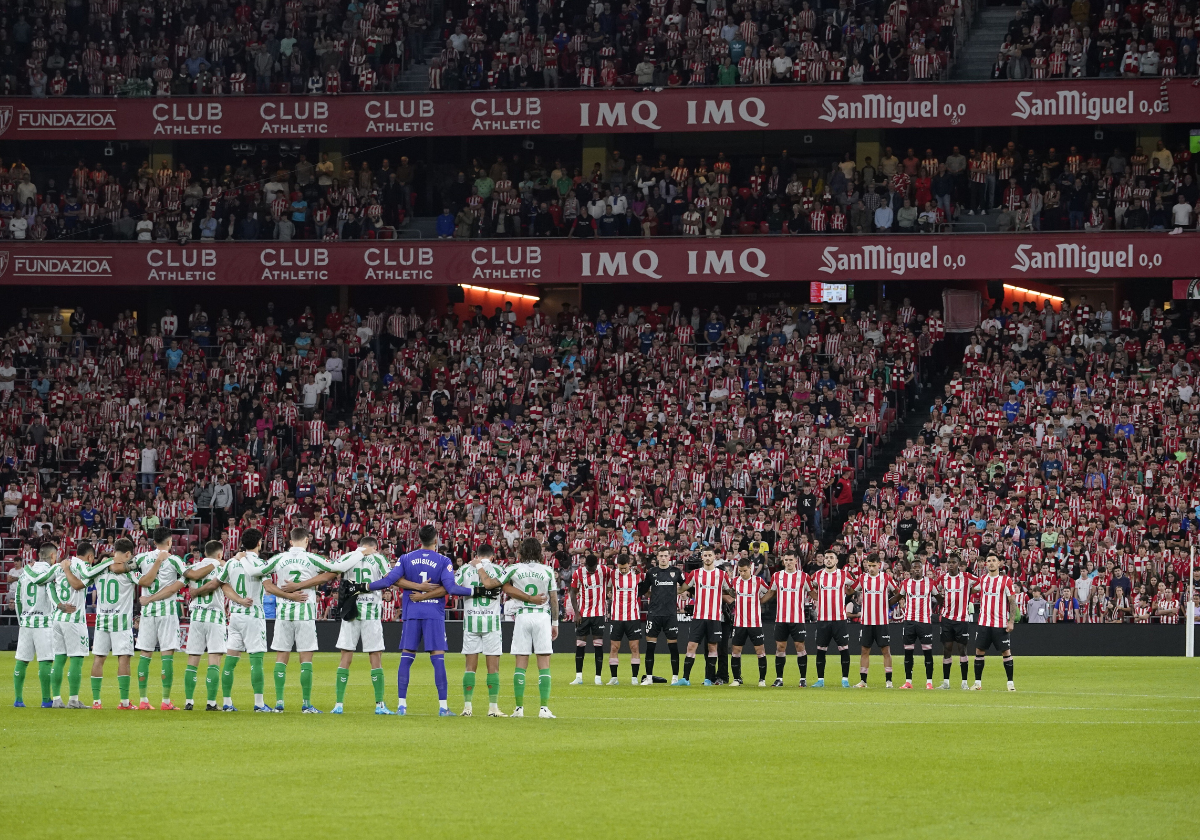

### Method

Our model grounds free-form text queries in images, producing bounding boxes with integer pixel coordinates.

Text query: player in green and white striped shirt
[455,544,507,717]
[500,538,559,719]
[320,536,395,715]
[266,527,333,713]
[180,540,236,711]
[48,542,101,708]
[9,543,58,708]
[221,529,279,713]
[134,527,216,710]
[88,538,139,709]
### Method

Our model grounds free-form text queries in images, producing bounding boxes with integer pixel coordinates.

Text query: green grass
[2,653,1197,839]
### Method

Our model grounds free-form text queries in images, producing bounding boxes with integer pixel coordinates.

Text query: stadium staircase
[956,7,1014,79]
[394,2,448,92]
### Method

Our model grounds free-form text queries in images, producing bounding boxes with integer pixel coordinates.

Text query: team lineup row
[8,528,1019,717]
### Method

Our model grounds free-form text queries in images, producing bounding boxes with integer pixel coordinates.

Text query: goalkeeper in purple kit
[358,525,473,716]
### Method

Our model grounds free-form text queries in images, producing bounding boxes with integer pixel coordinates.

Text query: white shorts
[52,622,91,657]
[227,614,268,654]
[271,619,319,652]
[335,619,384,653]
[16,626,55,662]
[185,621,228,655]
[137,615,181,652]
[462,629,503,656]
[511,613,553,656]
[93,628,134,657]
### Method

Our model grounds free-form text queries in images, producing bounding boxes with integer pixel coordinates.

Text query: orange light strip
[1003,283,1064,302]
[461,284,540,301]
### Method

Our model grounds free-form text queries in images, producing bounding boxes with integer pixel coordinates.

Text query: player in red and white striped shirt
[606,554,644,685]
[854,555,895,688]
[971,555,1017,691]
[681,548,729,685]
[569,556,608,685]
[725,558,768,686]
[766,553,809,686]
[809,551,853,687]
[936,553,976,689]
[899,558,936,689]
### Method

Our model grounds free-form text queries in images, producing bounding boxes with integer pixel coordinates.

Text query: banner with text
[0,79,1189,140]
[0,233,1188,286]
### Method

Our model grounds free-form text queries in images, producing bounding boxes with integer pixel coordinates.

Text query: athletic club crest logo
[0,107,10,137]
[0,252,8,278]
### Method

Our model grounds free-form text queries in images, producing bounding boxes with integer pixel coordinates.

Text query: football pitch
[2,653,1195,839]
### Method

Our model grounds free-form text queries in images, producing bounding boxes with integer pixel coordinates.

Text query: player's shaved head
[38,544,59,562]
[419,524,438,546]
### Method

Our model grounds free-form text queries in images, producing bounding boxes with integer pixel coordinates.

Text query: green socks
[37,660,51,702]
[184,665,198,702]
[538,668,551,706]
[371,667,384,704]
[513,668,526,706]
[273,662,287,705]
[161,656,174,699]
[13,659,28,703]
[66,657,83,699]
[463,671,476,703]
[336,667,349,704]
[50,653,67,698]
[249,653,264,694]
[138,655,151,698]
[222,655,240,698]
[118,675,130,703]
[486,672,500,704]
[91,676,103,703]
[206,665,219,704]
[300,663,313,705]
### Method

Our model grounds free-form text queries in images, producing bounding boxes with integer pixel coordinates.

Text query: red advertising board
[0,233,1188,285]
[0,79,1189,140]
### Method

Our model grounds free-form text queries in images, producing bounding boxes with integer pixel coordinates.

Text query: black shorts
[902,621,935,647]
[974,625,1012,653]
[608,620,644,642]
[814,620,850,649]
[859,624,891,651]
[687,619,723,648]
[731,626,766,647]
[940,620,971,647]
[773,622,806,645]
[575,616,605,639]
[645,615,678,640]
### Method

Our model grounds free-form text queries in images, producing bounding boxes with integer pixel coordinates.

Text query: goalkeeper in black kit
[639,549,686,684]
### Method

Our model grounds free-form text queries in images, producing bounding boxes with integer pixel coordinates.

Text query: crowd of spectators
[993,0,1200,79]
[1,0,433,98]
[832,294,1200,625]
[434,140,1198,238]
[0,293,933,623]
[427,0,967,91]
[0,291,1195,627]
[0,153,420,241]
[0,137,1195,242]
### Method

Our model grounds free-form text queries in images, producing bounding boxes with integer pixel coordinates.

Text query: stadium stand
[0,139,1195,241]
[0,294,1193,628]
